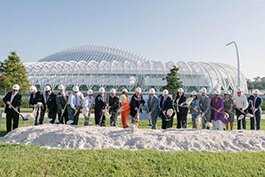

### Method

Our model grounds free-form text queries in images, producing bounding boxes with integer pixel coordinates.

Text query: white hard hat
[122,88,128,93]
[200,87,207,93]
[30,85,37,93]
[191,91,197,96]
[214,89,221,96]
[135,87,142,93]
[149,88,156,94]
[236,87,242,93]
[44,85,51,91]
[224,90,231,95]
[178,88,184,93]
[12,84,20,90]
[163,89,169,95]
[72,85,79,92]
[253,89,260,95]
[110,88,116,94]
[58,84,65,90]
[87,89,93,95]
[99,87,105,93]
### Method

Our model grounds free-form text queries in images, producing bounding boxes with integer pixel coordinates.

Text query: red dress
[121,96,130,128]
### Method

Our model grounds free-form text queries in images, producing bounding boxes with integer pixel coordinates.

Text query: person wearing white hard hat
[44,85,57,124]
[29,85,45,125]
[95,87,108,126]
[108,89,119,126]
[82,89,94,126]
[233,87,248,130]
[247,90,255,130]
[147,88,159,129]
[67,85,84,125]
[190,91,201,129]
[56,84,68,124]
[130,87,145,129]
[3,84,22,132]
[223,91,235,130]
[199,87,211,129]
[173,88,188,129]
[119,88,130,128]
[252,89,262,130]
[160,89,174,129]
[211,89,228,130]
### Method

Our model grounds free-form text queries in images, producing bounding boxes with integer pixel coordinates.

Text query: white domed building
[24,45,248,93]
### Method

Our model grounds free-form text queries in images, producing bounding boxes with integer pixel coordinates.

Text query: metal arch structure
[24,45,248,93]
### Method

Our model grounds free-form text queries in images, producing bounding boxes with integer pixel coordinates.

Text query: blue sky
[0,0,264,79]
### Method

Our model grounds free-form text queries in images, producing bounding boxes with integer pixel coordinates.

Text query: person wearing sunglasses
[3,84,22,132]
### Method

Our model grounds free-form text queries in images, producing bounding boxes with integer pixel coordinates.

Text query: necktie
[75,95,78,107]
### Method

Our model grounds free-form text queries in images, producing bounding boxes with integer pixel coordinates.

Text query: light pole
[226,41,240,88]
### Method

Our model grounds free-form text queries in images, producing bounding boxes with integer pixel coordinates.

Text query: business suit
[3,92,22,132]
[173,95,188,129]
[29,91,45,125]
[247,95,255,130]
[108,95,119,126]
[160,96,173,129]
[147,95,159,129]
[254,96,262,130]
[199,95,211,129]
[45,92,57,124]
[56,92,68,124]
[95,94,107,126]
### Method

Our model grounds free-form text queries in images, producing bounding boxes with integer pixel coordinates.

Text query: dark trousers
[68,106,79,125]
[251,111,261,130]
[95,109,106,126]
[236,109,246,130]
[161,114,173,129]
[110,111,118,126]
[58,111,68,124]
[250,117,255,130]
[151,115,158,129]
[48,112,57,124]
[34,107,45,125]
[176,112,187,129]
[6,109,19,133]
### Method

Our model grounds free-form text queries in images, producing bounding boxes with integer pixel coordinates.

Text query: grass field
[1,113,265,176]
[0,144,265,177]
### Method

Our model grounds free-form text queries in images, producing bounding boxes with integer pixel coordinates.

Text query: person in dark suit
[247,91,255,130]
[44,85,57,124]
[56,84,68,124]
[108,89,119,126]
[3,84,22,132]
[130,87,145,128]
[29,85,45,125]
[253,89,262,130]
[173,88,188,129]
[160,89,174,129]
[147,88,159,129]
[95,87,107,126]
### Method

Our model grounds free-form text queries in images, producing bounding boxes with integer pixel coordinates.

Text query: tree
[247,76,265,91]
[163,66,182,97]
[0,51,30,93]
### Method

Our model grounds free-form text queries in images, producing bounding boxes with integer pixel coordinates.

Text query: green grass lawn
[0,144,265,177]
[1,114,265,177]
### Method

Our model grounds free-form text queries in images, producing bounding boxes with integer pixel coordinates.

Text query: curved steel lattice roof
[25,45,248,93]
[39,45,148,63]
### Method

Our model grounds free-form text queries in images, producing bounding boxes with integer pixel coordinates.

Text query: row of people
[2,84,263,133]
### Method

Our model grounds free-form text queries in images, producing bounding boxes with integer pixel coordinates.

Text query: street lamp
[226,41,240,88]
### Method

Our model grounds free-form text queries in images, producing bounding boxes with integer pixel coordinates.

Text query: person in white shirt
[82,89,94,126]
[233,88,248,130]
[67,86,84,125]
